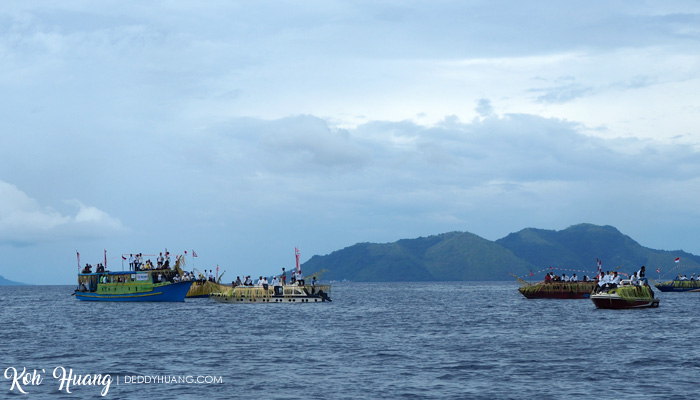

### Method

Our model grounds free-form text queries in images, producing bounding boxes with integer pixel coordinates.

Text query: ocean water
[1,282,699,399]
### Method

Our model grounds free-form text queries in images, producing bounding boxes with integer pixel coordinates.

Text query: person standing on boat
[281,268,287,285]
[272,276,281,295]
[157,253,164,268]
[638,266,647,284]
[128,254,134,271]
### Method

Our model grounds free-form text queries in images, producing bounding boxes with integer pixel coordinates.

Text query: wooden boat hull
[75,281,193,302]
[591,294,660,309]
[211,294,330,303]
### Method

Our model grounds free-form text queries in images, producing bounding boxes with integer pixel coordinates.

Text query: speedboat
[591,281,659,309]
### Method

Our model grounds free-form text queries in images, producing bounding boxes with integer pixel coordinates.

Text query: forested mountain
[302,224,697,281]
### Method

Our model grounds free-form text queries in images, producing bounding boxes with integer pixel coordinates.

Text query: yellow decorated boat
[518,280,597,299]
[211,283,332,303]
[210,248,332,303]
[187,279,231,298]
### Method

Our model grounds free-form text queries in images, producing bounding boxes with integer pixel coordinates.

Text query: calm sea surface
[1,282,699,399]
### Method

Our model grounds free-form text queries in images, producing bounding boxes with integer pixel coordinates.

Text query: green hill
[301,223,698,281]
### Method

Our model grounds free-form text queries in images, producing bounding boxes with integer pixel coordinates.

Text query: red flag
[529,270,534,277]
[122,255,126,260]
[193,250,198,257]
[77,251,80,270]
[104,249,107,268]
[675,257,680,263]
[184,250,187,255]
[657,268,660,273]
[295,247,301,274]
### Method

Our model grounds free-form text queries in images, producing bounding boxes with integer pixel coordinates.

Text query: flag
[184,250,187,255]
[104,249,107,268]
[77,251,80,270]
[529,270,534,277]
[295,247,301,274]
[193,250,198,257]
[122,255,126,260]
[657,268,660,273]
[675,257,680,263]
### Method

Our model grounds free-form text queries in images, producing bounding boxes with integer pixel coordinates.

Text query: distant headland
[0,275,28,286]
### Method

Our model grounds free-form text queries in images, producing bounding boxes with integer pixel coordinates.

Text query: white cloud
[0,181,124,245]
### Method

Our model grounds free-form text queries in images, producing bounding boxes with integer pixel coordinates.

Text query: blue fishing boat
[74,270,193,302]
[655,279,700,292]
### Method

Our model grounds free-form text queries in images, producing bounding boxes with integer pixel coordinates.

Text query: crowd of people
[544,272,589,282]
[542,266,654,294]
[128,252,172,271]
[231,267,316,292]
[675,273,698,281]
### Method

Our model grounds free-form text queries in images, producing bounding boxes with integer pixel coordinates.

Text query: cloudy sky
[2,1,700,284]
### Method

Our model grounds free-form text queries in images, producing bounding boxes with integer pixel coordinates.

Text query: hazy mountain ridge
[302,223,698,281]
[0,275,27,286]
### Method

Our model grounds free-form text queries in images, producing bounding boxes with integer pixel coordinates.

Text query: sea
[1,281,699,399]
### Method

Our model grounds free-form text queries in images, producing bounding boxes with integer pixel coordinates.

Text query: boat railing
[215,284,331,299]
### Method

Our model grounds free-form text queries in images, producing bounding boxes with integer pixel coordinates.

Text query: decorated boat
[74,251,193,302]
[74,270,193,302]
[210,283,332,303]
[591,282,659,309]
[210,247,331,303]
[172,263,230,298]
[518,280,597,299]
[655,279,700,292]
[187,280,230,298]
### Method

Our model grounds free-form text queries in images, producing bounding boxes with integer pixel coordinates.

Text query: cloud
[475,98,494,117]
[0,181,125,246]
[530,82,594,104]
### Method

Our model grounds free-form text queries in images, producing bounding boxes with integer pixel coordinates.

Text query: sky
[2,1,700,284]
